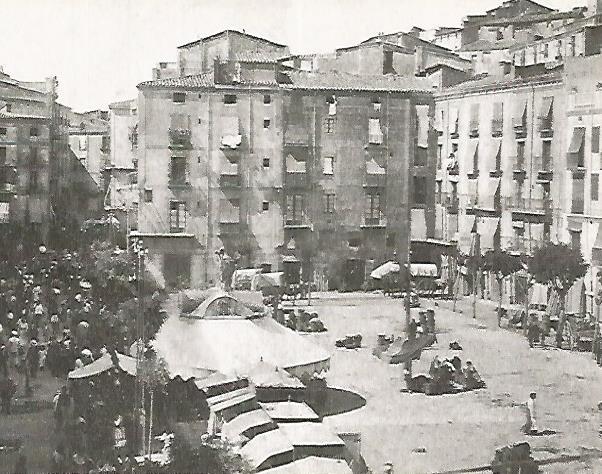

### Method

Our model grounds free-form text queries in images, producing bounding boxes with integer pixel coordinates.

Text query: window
[569,36,576,56]
[224,94,237,105]
[593,126,600,154]
[517,142,525,169]
[372,98,381,113]
[592,174,599,201]
[144,189,153,202]
[542,140,552,170]
[436,181,442,203]
[544,43,549,58]
[386,232,396,248]
[263,119,271,129]
[325,117,335,134]
[437,144,443,169]
[262,201,270,211]
[169,156,187,185]
[323,156,334,175]
[0,128,6,136]
[169,201,187,232]
[101,135,110,151]
[262,157,270,168]
[364,192,382,222]
[413,176,427,204]
[369,118,383,144]
[324,193,335,213]
[5,104,11,113]
[28,148,39,192]
[570,230,581,251]
[173,92,186,104]
[383,51,394,74]
[30,127,39,137]
[263,94,271,105]
[286,194,305,224]
[496,30,503,41]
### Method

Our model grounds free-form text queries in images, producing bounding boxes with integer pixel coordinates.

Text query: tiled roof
[460,38,522,52]
[0,111,48,120]
[480,8,586,27]
[232,51,288,63]
[282,71,433,93]
[109,99,136,109]
[438,72,562,95]
[138,72,215,89]
[178,29,287,49]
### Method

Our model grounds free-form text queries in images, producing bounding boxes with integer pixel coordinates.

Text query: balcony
[538,118,554,138]
[491,120,503,138]
[284,215,311,229]
[168,128,192,150]
[444,194,459,214]
[468,127,479,138]
[219,174,241,188]
[513,122,527,140]
[361,216,387,228]
[285,172,307,188]
[536,169,553,182]
[363,173,386,188]
[489,169,503,178]
[467,169,479,180]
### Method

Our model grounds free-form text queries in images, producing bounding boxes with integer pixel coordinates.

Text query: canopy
[251,272,284,291]
[68,352,136,379]
[188,290,254,319]
[239,429,294,470]
[260,401,319,422]
[247,360,305,389]
[262,457,352,474]
[278,422,345,447]
[206,387,256,413]
[153,294,330,380]
[232,269,262,289]
[370,261,400,280]
[222,409,274,442]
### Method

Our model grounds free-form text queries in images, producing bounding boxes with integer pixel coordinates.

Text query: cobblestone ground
[299,293,602,473]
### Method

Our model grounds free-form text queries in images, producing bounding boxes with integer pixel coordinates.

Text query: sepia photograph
[1,0,602,472]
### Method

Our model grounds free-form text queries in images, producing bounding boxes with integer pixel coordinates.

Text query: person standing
[523,392,538,434]
[0,377,17,414]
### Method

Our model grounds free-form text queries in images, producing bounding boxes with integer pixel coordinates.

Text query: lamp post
[131,236,147,455]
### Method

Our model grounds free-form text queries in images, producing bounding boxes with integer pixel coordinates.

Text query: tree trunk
[556,292,567,348]
[147,388,154,459]
[498,277,503,328]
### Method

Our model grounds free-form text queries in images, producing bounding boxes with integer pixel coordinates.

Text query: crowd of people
[0,243,168,472]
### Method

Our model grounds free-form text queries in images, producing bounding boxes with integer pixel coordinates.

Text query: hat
[81,349,92,357]
[31,339,38,346]
[114,415,122,426]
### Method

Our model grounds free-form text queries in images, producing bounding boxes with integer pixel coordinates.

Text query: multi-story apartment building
[0,69,101,252]
[435,70,564,259]
[105,99,139,233]
[135,31,437,289]
[68,109,110,189]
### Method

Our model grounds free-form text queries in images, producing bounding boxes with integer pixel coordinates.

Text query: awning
[262,457,352,474]
[410,263,438,277]
[232,268,262,289]
[68,352,136,379]
[239,429,294,470]
[478,218,500,251]
[493,102,504,122]
[470,141,479,173]
[512,98,527,127]
[221,116,241,149]
[494,140,502,170]
[370,261,400,279]
[566,277,585,315]
[260,402,319,422]
[539,96,554,119]
[469,103,479,132]
[568,127,586,154]
[222,409,274,442]
[207,387,256,413]
[449,108,459,133]
[483,179,501,208]
[416,104,429,148]
[278,422,345,447]
[251,272,284,291]
[286,154,306,173]
[592,223,602,264]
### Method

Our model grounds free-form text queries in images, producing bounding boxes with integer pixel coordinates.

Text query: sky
[0,0,587,111]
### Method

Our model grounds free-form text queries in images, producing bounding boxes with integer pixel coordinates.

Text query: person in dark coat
[0,377,17,414]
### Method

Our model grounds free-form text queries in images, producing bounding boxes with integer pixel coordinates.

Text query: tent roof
[68,352,136,379]
[188,289,254,319]
[247,360,305,388]
[260,401,319,421]
[262,457,352,474]
[239,429,294,470]
[278,422,345,447]
[153,305,330,380]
